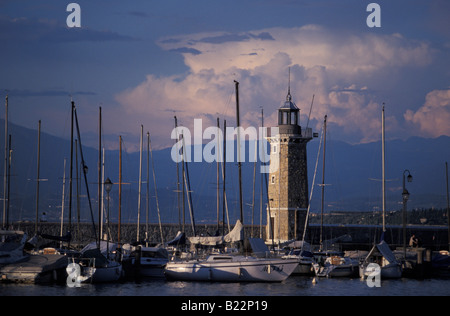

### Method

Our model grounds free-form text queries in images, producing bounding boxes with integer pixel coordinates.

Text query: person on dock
[409,234,418,248]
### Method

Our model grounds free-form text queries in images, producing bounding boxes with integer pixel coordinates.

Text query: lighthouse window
[291,112,297,125]
[273,145,277,153]
[271,175,275,184]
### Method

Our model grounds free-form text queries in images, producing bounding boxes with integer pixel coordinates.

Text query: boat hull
[90,262,122,283]
[359,263,402,279]
[293,262,314,275]
[165,256,298,282]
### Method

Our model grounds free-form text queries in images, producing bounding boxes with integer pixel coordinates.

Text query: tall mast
[149,132,164,244]
[222,119,227,235]
[74,104,98,247]
[137,125,143,242]
[2,95,8,228]
[118,135,122,245]
[217,117,220,231]
[35,120,41,236]
[234,80,244,224]
[182,132,196,236]
[446,162,450,251]
[382,105,386,233]
[60,158,66,248]
[146,132,150,246]
[320,115,327,250]
[98,106,102,243]
[6,135,11,227]
[69,100,74,247]
[174,116,182,230]
[75,139,80,240]
[260,109,264,238]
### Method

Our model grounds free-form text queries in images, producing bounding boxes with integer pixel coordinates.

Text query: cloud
[2,89,96,97]
[116,25,434,148]
[0,15,136,43]
[404,88,450,137]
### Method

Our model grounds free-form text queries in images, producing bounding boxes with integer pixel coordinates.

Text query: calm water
[1,276,449,297]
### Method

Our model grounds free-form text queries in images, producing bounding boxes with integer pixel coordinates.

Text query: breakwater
[11,222,449,251]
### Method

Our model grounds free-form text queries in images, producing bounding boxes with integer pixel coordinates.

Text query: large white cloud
[404,88,450,137]
[115,25,433,149]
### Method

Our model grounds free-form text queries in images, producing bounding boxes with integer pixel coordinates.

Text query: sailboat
[164,81,299,282]
[122,129,168,279]
[311,115,358,278]
[359,106,402,279]
[71,104,122,283]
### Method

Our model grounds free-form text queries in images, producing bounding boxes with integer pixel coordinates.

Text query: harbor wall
[11,222,449,251]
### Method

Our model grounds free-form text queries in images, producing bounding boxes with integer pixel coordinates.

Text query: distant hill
[1,119,449,226]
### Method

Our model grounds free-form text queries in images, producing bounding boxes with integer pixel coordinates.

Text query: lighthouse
[266,84,315,243]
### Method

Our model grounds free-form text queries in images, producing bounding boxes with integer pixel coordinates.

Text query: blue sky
[0,0,449,150]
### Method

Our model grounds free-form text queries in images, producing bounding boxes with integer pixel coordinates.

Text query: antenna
[287,67,292,101]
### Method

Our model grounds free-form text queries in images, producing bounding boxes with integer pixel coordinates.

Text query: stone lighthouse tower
[266,85,314,243]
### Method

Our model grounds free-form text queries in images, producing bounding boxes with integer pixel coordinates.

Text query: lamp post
[104,177,113,259]
[402,170,412,258]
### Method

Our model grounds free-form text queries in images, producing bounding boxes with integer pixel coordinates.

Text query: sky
[0,0,449,151]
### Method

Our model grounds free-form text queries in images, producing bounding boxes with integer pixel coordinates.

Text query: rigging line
[302,122,324,245]
[148,132,164,244]
[306,94,315,129]
[73,104,98,246]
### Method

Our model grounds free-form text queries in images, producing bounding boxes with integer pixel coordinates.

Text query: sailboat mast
[137,125,143,242]
[174,116,182,230]
[2,95,7,228]
[382,105,386,232]
[149,132,164,244]
[260,109,264,238]
[60,158,66,248]
[98,106,102,243]
[320,115,327,250]
[222,119,226,235]
[118,135,122,245]
[35,120,41,236]
[446,162,450,251]
[217,118,220,231]
[73,104,98,247]
[182,132,196,236]
[234,80,244,224]
[6,135,11,227]
[146,132,150,246]
[69,100,74,247]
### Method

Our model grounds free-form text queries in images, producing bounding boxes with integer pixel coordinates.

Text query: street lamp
[105,177,113,194]
[104,177,113,259]
[403,170,412,258]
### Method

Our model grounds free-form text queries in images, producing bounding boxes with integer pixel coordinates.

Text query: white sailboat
[69,103,123,284]
[78,241,122,283]
[165,225,299,282]
[359,106,402,280]
[122,245,168,279]
[165,253,299,282]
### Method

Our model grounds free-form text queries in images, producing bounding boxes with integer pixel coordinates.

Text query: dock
[0,254,68,284]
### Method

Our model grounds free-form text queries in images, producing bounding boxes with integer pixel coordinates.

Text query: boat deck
[0,254,68,284]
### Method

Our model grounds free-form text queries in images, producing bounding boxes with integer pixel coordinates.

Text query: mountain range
[1,119,449,226]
